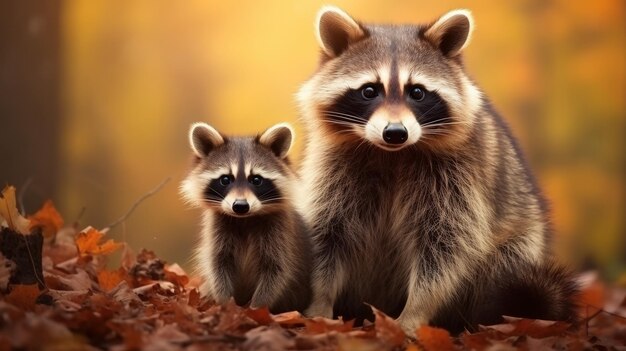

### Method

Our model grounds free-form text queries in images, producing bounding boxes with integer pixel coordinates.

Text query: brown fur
[180,123,312,313]
[297,7,578,334]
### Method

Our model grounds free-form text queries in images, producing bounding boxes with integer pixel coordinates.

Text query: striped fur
[180,123,311,313]
[297,7,578,335]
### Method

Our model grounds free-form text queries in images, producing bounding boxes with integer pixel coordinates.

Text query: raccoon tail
[431,260,580,334]
[482,260,580,324]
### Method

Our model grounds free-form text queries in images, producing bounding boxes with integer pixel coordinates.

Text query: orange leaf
[245,306,274,325]
[76,227,123,256]
[5,284,41,310]
[0,186,31,234]
[417,325,456,351]
[29,200,64,238]
[97,268,126,292]
[371,306,405,347]
[273,311,307,326]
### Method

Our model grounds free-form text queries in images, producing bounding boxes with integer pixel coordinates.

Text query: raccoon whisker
[416,100,443,121]
[420,116,457,127]
[206,186,233,207]
[321,114,368,125]
[320,110,368,122]
[321,119,362,128]
[422,121,471,128]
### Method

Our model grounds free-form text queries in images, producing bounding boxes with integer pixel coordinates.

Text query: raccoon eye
[409,86,426,101]
[249,175,264,187]
[361,85,379,100]
[219,175,232,186]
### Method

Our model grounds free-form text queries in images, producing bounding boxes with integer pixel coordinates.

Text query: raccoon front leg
[305,230,347,318]
[201,247,237,303]
[396,255,474,336]
[249,255,291,309]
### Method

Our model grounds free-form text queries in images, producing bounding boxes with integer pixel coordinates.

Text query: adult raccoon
[297,6,578,334]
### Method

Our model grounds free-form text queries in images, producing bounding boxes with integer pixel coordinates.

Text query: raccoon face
[298,7,483,152]
[180,123,295,217]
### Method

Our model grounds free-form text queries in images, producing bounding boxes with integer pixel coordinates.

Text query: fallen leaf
[0,253,16,291]
[416,325,456,351]
[5,284,41,310]
[371,306,405,347]
[164,263,189,287]
[29,200,64,238]
[75,227,122,256]
[484,317,571,338]
[273,310,307,326]
[97,268,126,292]
[245,306,274,325]
[0,186,31,234]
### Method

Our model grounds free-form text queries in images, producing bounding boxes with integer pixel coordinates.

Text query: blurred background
[1,1,624,279]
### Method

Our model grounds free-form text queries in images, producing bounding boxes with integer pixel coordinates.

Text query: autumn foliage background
[1,1,625,280]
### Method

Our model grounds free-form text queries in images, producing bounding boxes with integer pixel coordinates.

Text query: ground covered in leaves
[1,185,625,350]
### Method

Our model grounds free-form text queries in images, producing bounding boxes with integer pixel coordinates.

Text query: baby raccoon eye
[249,175,264,187]
[409,86,426,101]
[219,175,232,186]
[361,84,379,100]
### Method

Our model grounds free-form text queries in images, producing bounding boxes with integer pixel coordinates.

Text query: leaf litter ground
[1,185,625,350]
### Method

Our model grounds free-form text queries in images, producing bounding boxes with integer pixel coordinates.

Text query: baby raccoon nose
[232,199,250,214]
[382,123,408,145]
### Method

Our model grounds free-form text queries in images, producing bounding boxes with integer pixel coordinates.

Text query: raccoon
[180,122,311,313]
[297,7,578,334]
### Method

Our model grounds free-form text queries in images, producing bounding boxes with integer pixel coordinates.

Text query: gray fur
[298,7,577,334]
[181,124,312,313]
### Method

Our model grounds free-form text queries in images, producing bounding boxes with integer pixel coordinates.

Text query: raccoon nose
[232,199,250,214]
[382,123,408,145]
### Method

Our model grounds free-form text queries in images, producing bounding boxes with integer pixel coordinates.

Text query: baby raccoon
[180,122,311,313]
[297,7,578,334]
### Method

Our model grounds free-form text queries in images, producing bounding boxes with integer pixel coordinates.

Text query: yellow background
[53,1,625,277]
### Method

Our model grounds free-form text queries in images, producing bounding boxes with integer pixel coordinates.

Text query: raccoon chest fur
[310,149,451,320]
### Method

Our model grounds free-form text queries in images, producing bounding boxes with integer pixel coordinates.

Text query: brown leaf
[245,306,274,325]
[28,200,64,238]
[0,252,16,291]
[75,227,122,256]
[273,310,307,327]
[305,316,354,334]
[5,284,41,310]
[371,306,405,346]
[485,317,571,338]
[164,263,189,287]
[97,268,126,292]
[416,325,456,351]
[0,186,31,234]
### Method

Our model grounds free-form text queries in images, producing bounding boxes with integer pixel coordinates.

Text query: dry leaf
[5,284,41,310]
[0,253,16,291]
[416,325,456,351]
[75,227,123,256]
[245,306,274,325]
[97,268,126,292]
[29,200,64,238]
[371,306,405,347]
[0,186,31,234]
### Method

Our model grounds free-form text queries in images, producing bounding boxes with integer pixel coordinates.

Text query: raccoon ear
[424,9,474,58]
[188,122,224,157]
[316,6,366,58]
[258,123,294,159]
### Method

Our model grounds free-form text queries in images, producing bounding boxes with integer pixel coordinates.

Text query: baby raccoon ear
[188,122,224,157]
[316,6,366,58]
[258,123,294,159]
[424,9,474,58]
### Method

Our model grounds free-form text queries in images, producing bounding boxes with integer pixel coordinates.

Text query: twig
[18,177,34,214]
[103,177,171,232]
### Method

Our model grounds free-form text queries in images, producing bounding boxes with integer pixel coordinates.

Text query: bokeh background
[1,1,624,279]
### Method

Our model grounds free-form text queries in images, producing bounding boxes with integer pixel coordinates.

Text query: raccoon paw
[396,315,426,338]
[304,301,334,319]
